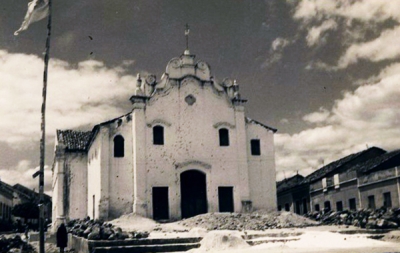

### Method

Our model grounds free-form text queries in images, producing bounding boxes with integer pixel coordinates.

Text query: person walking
[56,223,68,253]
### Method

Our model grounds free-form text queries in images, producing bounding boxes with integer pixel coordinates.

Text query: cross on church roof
[184,23,190,55]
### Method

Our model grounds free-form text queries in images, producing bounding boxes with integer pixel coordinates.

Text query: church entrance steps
[92,242,200,253]
[68,235,202,253]
[69,232,307,253]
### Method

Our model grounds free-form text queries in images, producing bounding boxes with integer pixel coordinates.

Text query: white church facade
[51,49,277,227]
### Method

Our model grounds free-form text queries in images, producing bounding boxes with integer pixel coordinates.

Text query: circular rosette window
[185,94,196,105]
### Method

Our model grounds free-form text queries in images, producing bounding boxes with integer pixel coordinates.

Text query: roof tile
[57,129,93,151]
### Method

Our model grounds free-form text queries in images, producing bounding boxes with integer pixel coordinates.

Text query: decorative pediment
[146,119,172,128]
[175,160,212,170]
[213,122,236,129]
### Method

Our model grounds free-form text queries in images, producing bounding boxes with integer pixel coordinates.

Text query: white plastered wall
[136,77,254,219]
[246,123,277,211]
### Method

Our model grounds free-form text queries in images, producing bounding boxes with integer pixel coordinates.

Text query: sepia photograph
[1,1,400,252]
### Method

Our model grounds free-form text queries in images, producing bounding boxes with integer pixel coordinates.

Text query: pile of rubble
[0,235,34,253]
[66,218,149,241]
[178,211,318,231]
[304,207,400,229]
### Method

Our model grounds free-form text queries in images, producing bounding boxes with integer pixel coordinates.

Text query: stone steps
[72,233,305,253]
[88,237,202,253]
[92,242,201,253]
[89,237,202,247]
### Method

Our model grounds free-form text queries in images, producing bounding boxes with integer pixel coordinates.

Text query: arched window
[153,126,164,145]
[219,128,229,146]
[113,135,124,157]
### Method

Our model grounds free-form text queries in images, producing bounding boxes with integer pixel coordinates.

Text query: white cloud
[294,0,400,22]
[0,50,136,145]
[275,62,400,178]
[0,50,139,195]
[263,37,292,67]
[0,160,53,196]
[280,118,289,124]
[306,19,337,46]
[292,0,400,68]
[302,107,330,123]
[272,37,290,51]
[338,26,400,68]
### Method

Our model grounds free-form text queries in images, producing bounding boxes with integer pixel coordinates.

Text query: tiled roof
[13,183,51,203]
[56,129,93,151]
[276,174,305,194]
[355,149,400,174]
[0,180,14,198]
[245,117,277,133]
[304,147,386,183]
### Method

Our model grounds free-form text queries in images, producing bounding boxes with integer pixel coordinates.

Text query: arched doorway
[180,170,207,218]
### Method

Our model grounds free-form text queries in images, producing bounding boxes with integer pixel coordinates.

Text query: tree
[12,202,39,221]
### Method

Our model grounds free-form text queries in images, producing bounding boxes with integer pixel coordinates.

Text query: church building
[51,45,277,228]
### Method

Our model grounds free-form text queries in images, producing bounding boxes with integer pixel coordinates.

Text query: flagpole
[39,0,52,252]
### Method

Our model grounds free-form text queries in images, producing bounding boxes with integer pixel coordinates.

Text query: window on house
[278,205,282,211]
[334,174,340,189]
[284,203,290,211]
[336,201,343,211]
[349,198,356,211]
[295,201,301,214]
[368,195,376,209]
[383,192,392,208]
[322,178,327,191]
[219,128,229,146]
[315,204,320,212]
[153,126,164,145]
[113,135,124,157]
[250,139,261,156]
[324,201,331,212]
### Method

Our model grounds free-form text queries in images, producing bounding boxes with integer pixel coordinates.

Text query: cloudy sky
[1,0,400,195]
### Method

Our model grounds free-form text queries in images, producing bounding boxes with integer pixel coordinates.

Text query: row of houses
[277,147,400,214]
[0,180,52,228]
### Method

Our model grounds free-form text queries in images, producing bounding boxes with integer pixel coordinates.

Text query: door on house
[180,170,207,218]
[152,187,169,220]
[295,201,301,214]
[218,187,234,212]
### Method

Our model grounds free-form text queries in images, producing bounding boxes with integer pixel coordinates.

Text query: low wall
[67,234,202,253]
[68,234,90,253]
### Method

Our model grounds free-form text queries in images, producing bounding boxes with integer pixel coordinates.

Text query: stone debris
[304,207,400,229]
[66,217,149,241]
[178,211,318,231]
[0,235,34,253]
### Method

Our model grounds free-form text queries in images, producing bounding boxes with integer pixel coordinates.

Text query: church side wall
[99,128,111,219]
[52,159,60,227]
[246,124,277,211]
[66,153,88,220]
[87,132,103,220]
[106,117,134,219]
[141,79,250,219]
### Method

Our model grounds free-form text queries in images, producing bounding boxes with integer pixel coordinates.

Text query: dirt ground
[110,212,400,253]
[26,212,400,253]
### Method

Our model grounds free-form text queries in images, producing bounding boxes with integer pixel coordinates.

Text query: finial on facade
[135,74,143,95]
[233,80,240,99]
[136,74,142,87]
[184,23,190,55]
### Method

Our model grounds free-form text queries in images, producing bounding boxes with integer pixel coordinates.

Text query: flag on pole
[14,0,49,35]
